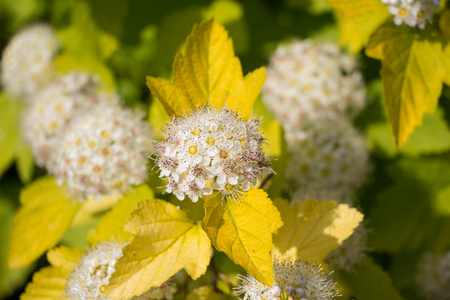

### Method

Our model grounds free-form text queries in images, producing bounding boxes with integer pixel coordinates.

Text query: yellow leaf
[366,24,450,147]
[87,185,154,245]
[146,19,265,119]
[105,199,211,299]
[9,177,81,268]
[20,266,69,300]
[47,246,84,272]
[202,187,283,286]
[186,286,229,300]
[338,9,390,53]
[325,0,386,18]
[273,199,363,263]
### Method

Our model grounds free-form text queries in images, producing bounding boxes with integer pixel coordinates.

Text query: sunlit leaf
[336,258,404,300]
[9,177,81,268]
[20,266,68,300]
[15,142,34,183]
[202,187,283,286]
[273,198,363,263]
[325,0,386,18]
[105,199,211,299]
[47,246,83,272]
[337,9,390,53]
[87,185,154,245]
[0,93,21,179]
[366,24,450,147]
[146,19,265,119]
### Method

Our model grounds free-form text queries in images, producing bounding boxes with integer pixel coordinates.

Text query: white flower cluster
[1,23,59,97]
[326,223,369,272]
[65,241,177,300]
[48,99,153,200]
[235,256,338,300]
[154,106,272,202]
[416,252,450,300]
[262,40,365,131]
[285,113,369,199]
[22,72,99,167]
[381,0,440,29]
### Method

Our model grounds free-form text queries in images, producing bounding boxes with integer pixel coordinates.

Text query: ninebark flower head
[22,72,100,167]
[262,40,365,131]
[154,106,272,202]
[65,241,176,300]
[381,0,439,29]
[1,23,59,97]
[235,256,338,300]
[48,99,153,200]
[285,113,369,199]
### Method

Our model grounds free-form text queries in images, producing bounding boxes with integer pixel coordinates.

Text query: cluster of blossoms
[48,99,153,200]
[154,106,272,202]
[22,72,100,167]
[381,0,440,29]
[284,113,369,199]
[235,256,338,300]
[326,223,369,272]
[262,40,365,131]
[416,252,450,299]
[65,242,177,300]
[1,23,59,97]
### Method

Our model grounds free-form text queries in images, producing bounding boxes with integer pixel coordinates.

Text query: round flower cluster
[65,242,177,300]
[1,23,59,97]
[381,0,440,29]
[48,99,153,200]
[22,72,100,167]
[285,113,369,199]
[416,252,450,300]
[154,106,272,202]
[262,40,365,131]
[326,223,369,272]
[235,256,338,300]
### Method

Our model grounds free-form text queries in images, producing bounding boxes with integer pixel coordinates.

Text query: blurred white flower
[48,98,153,200]
[416,252,450,300]
[285,113,370,199]
[262,40,365,131]
[1,23,59,97]
[22,72,100,167]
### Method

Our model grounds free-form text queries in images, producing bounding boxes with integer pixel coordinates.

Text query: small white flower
[262,40,366,131]
[235,256,339,300]
[21,72,100,167]
[416,252,450,300]
[285,113,370,200]
[1,23,59,97]
[154,106,272,202]
[65,241,177,300]
[48,98,153,200]
[382,0,439,29]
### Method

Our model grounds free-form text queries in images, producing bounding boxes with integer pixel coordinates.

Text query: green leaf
[9,177,81,268]
[87,185,154,245]
[202,187,283,286]
[15,142,34,183]
[367,108,450,157]
[273,198,363,263]
[369,159,450,252]
[0,93,21,179]
[105,199,211,299]
[186,286,229,300]
[366,24,450,147]
[336,258,404,300]
[146,19,266,119]
[440,9,450,40]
